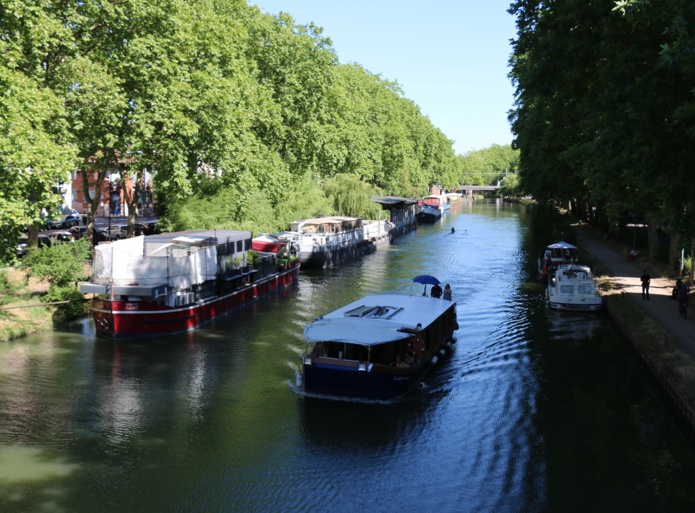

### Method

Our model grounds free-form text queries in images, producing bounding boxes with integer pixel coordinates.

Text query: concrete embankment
[577,225,695,434]
[604,294,695,433]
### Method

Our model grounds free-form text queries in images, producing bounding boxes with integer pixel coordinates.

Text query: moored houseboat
[537,241,578,280]
[446,192,463,212]
[287,216,394,268]
[545,264,603,312]
[416,204,443,223]
[79,230,299,339]
[422,194,451,214]
[371,196,418,235]
[290,294,459,402]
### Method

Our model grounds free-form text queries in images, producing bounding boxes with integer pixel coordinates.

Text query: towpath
[575,225,695,359]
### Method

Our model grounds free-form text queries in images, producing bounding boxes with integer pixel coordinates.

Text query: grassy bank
[0,268,56,341]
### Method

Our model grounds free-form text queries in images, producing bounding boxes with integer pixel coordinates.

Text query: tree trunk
[646,216,659,260]
[120,166,146,238]
[80,165,108,249]
[669,232,681,273]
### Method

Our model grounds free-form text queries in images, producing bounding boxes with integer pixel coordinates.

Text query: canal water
[2,200,695,512]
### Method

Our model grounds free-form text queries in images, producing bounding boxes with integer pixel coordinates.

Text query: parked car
[70,226,87,240]
[51,231,75,243]
[132,223,148,236]
[46,210,81,230]
[96,225,126,241]
[16,235,52,257]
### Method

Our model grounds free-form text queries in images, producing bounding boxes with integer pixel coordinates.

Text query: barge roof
[304,294,454,345]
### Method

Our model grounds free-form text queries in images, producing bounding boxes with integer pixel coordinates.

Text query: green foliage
[509,0,695,241]
[499,173,521,197]
[247,250,261,267]
[680,256,692,277]
[162,186,245,232]
[22,239,91,287]
[0,271,17,305]
[323,173,382,219]
[43,285,87,322]
[3,0,467,250]
[271,172,334,229]
[459,144,519,187]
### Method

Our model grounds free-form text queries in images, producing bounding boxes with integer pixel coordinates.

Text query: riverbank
[0,268,54,341]
[575,223,695,433]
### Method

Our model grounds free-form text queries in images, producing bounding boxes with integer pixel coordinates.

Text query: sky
[251,0,517,155]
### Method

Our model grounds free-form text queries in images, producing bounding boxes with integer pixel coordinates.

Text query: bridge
[457,185,501,197]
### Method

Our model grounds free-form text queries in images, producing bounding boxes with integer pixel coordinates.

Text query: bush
[247,250,261,267]
[680,256,692,278]
[0,271,17,305]
[22,238,91,287]
[43,285,87,322]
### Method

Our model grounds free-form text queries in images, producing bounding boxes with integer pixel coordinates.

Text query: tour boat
[290,294,459,402]
[545,264,603,312]
[80,230,300,339]
[286,216,394,268]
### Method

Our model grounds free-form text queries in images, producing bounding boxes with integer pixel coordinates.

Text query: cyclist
[678,280,689,318]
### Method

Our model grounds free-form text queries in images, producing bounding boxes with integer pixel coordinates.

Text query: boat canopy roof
[146,229,251,245]
[304,317,412,345]
[304,294,454,346]
[371,195,418,207]
[546,241,577,250]
[297,216,361,225]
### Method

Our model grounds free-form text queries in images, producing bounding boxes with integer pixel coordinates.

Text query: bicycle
[679,299,688,319]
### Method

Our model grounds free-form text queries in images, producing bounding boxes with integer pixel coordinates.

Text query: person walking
[640,270,651,300]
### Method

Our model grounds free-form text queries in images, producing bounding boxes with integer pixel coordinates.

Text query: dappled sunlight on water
[0,446,79,484]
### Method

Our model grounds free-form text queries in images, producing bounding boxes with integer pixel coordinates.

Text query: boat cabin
[297,294,459,401]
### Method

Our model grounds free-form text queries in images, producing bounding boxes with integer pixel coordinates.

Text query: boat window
[577,285,593,294]
[370,343,398,365]
[343,344,368,361]
[560,285,574,294]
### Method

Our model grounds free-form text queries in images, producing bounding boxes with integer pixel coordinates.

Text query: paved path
[575,225,695,358]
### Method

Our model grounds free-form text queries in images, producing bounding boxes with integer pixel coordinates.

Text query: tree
[323,173,382,219]
[459,145,519,188]
[0,1,78,263]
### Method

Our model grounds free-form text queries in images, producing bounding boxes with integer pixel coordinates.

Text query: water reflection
[545,311,603,341]
[1,201,695,513]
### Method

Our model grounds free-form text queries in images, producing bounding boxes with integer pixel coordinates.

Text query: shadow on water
[2,200,695,513]
[297,396,431,450]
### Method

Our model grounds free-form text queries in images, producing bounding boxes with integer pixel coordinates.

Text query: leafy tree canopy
[1,0,467,263]
[458,144,519,187]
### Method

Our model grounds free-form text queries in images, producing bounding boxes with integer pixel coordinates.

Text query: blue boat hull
[304,362,425,401]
